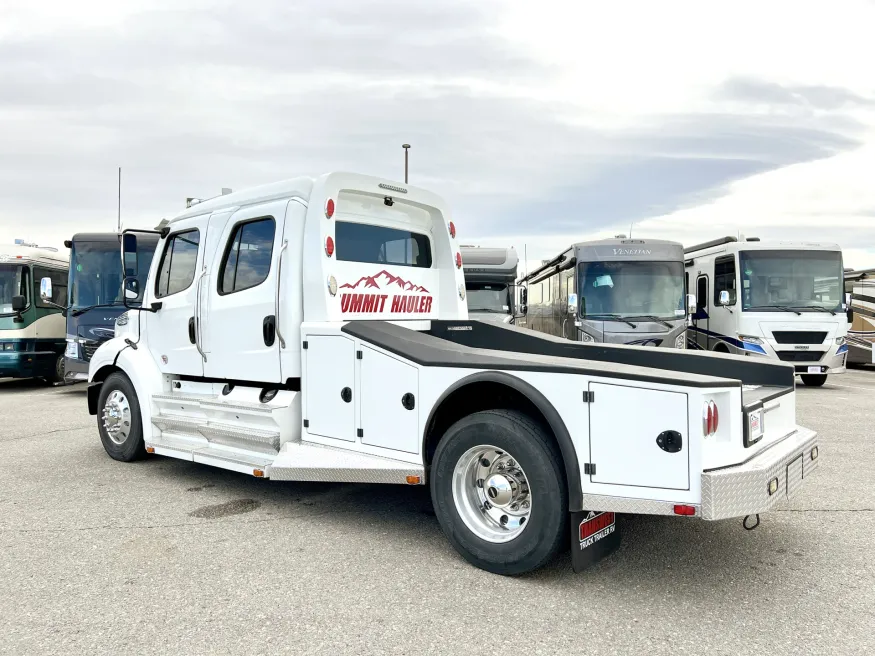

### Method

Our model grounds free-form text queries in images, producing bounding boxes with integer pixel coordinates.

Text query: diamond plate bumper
[700,426,819,520]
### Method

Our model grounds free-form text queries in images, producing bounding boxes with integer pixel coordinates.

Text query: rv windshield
[0,264,29,315]
[578,260,684,320]
[70,240,155,309]
[740,250,843,312]
[466,283,511,314]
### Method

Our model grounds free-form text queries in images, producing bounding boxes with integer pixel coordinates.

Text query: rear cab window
[335,222,431,268]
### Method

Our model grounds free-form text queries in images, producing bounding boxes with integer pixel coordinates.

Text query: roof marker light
[325,236,335,258]
[325,198,335,219]
[455,252,462,269]
[448,221,456,239]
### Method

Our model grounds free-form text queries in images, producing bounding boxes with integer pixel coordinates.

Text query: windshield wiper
[71,302,125,317]
[789,305,837,316]
[586,313,637,328]
[626,315,674,329]
[746,305,802,316]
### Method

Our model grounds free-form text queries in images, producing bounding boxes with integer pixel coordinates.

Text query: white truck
[70,173,821,575]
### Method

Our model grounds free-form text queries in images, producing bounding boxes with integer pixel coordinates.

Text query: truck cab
[86,173,822,576]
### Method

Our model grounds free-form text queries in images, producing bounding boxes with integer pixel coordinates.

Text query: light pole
[402,143,411,183]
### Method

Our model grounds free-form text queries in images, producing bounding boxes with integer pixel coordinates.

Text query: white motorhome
[685,237,847,387]
[460,245,519,324]
[72,174,821,575]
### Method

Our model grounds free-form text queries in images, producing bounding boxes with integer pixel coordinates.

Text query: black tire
[801,374,828,387]
[47,354,66,385]
[96,372,147,462]
[430,409,568,576]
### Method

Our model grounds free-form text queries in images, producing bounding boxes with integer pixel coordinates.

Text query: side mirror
[11,295,26,312]
[718,290,731,306]
[123,233,138,276]
[686,293,696,315]
[567,292,578,315]
[520,287,528,305]
[40,276,53,302]
[124,277,140,300]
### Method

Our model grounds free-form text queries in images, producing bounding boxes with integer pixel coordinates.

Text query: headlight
[116,312,129,327]
[65,339,79,359]
[2,342,14,351]
[738,334,764,345]
[835,336,845,346]
[580,332,595,343]
[674,333,687,349]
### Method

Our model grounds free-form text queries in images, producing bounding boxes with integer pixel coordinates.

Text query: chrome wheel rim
[102,390,132,445]
[451,445,532,543]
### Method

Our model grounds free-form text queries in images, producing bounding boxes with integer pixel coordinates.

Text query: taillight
[448,221,456,238]
[702,400,719,436]
[325,198,335,219]
[325,235,335,257]
[455,252,462,269]
[674,504,696,516]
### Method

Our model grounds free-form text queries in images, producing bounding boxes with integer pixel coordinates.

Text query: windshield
[0,264,29,314]
[466,283,511,313]
[70,239,156,309]
[740,250,843,312]
[578,260,685,320]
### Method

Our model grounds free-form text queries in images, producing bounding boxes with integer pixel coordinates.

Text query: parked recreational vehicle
[518,238,692,347]
[685,237,847,386]
[0,240,68,382]
[75,173,819,575]
[63,232,159,383]
[461,245,519,324]
[844,267,875,365]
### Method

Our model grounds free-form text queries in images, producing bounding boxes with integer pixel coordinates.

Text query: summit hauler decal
[570,510,621,572]
[339,269,434,315]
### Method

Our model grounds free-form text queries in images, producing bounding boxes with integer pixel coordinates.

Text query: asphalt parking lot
[1,369,873,656]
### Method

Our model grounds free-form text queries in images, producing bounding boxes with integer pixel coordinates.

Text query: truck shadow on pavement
[146,454,802,585]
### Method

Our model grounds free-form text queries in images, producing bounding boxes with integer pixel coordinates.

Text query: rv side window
[155,229,200,298]
[33,267,67,307]
[219,218,276,295]
[335,221,432,268]
[714,255,737,305]
[696,276,707,310]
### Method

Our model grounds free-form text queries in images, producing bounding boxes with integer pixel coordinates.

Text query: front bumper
[64,356,90,383]
[0,352,26,378]
[700,427,819,520]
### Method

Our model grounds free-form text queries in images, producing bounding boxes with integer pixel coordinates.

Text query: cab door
[146,217,210,377]
[202,200,287,382]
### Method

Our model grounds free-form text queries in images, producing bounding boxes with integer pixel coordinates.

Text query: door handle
[263,315,276,347]
[188,317,196,344]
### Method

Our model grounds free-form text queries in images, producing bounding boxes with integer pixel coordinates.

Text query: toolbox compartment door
[588,382,690,490]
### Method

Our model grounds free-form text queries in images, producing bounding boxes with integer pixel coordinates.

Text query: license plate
[807,366,822,374]
[749,408,764,440]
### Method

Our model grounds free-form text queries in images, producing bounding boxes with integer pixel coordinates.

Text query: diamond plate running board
[269,442,425,484]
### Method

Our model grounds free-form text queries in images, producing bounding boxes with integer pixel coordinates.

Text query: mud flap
[570,510,621,572]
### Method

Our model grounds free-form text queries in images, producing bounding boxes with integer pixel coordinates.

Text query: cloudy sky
[2,0,874,268]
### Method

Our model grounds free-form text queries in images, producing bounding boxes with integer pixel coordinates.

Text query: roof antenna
[629,222,633,238]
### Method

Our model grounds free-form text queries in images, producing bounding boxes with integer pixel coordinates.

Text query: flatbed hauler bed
[85,172,820,575]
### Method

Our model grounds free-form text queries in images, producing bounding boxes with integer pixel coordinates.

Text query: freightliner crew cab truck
[65,173,821,575]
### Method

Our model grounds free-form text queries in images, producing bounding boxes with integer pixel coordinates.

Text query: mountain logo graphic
[340,269,429,294]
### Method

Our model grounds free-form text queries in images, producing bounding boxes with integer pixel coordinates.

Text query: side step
[269,442,425,485]
[146,435,274,477]
[152,413,281,453]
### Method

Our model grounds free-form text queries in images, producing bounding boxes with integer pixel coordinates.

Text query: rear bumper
[700,427,819,520]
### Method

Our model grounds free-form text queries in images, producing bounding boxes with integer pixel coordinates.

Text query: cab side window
[714,255,737,305]
[33,267,67,307]
[155,230,200,298]
[219,218,276,295]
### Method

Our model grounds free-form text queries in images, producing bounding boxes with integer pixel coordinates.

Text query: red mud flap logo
[570,510,621,573]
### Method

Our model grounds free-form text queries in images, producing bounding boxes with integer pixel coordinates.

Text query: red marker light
[455,252,462,269]
[710,401,719,434]
[448,221,456,239]
[325,198,335,219]
[673,505,696,516]
[325,235,335,257]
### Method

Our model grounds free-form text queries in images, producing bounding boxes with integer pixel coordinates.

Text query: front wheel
[430,409,568,576]
[801,374,828,387]
[97,372,147,461]
[47,354,66,385]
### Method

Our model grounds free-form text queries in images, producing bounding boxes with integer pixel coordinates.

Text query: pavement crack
[0,425,92,443]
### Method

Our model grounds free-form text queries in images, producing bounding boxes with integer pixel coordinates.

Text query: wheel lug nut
[476,479,484,488]
[511,503,519,511]
[507,459,515,467]
[484,501,492,510]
